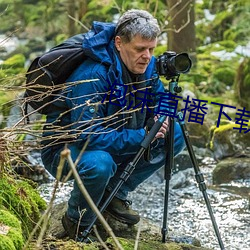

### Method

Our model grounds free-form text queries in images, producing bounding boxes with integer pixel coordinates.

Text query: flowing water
[38,156,250,250]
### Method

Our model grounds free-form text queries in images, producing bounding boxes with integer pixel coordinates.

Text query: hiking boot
[61,213,97,243]
[105,196,140,225]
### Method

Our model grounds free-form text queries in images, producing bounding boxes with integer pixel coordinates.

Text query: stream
[38,155,250,250]
[1,33,249,250]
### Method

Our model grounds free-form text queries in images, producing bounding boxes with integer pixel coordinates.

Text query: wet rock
[170,168,193,189]
[209,123,250,160]
[213,157,250,184]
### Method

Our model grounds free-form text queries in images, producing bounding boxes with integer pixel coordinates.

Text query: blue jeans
[41,122,185,226]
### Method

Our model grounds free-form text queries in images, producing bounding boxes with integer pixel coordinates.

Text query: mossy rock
[106,237,210,250]
[0,174,47,239]
[0,209,24,250]
[234,57,250,110]
[213,157,250,184]
[209,123,250,160]
[185,121,212,148]
[43,202,211,250]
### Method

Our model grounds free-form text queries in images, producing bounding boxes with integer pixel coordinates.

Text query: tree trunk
[78,0,88,20]
[167,0,196,62]
[67,0,77,36]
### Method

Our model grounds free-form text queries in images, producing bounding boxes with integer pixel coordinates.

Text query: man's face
[115,35,157,74]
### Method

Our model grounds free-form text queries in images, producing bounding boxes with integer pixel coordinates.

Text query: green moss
[208,122,245,151]
[0,235,16,250]
[1,54,25,69]
[0,54,26,86]
[7,228,24,249]
[214,123,236,133]
[0,209,21,229]
[0,209,24,249]
[213,67,235,86]
[0,175,47,239]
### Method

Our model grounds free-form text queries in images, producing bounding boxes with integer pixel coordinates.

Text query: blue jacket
[44,21,166,156]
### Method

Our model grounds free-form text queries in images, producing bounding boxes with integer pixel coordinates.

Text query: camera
[156,51,192,79]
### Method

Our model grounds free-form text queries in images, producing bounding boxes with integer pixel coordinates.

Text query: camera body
[156,51,192,79]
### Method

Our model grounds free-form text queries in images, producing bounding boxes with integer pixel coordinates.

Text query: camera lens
[156,51,192,79]
[174,53,192,73]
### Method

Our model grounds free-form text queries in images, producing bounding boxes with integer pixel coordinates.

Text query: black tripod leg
[162,116,175,243]
[177,112,225,250]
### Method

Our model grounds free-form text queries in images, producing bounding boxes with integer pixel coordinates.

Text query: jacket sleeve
[65,60,146,156]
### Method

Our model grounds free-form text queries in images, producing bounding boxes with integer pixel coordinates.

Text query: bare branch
[62,148,124,250]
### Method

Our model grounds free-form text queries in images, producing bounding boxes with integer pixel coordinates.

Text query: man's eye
[136,49,143,52]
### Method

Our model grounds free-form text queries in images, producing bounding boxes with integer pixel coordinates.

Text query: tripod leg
[177,112,225,250]
[162,116,175,243]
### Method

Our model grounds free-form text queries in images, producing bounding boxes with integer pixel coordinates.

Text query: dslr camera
[156,51,192,79]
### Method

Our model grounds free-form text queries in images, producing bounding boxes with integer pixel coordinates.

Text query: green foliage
[196,0,250,47]
[154,44,167,57]
[0,175,47,239]
[209,11,234,42]
[1,54,25,69]
[213,67,235,86]
[0,54,26,85]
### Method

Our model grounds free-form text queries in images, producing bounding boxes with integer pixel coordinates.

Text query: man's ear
[115,36,122,51]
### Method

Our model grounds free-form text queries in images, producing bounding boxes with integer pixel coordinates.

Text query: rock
[213,157,250,184]
[209,123,250,160]
[170,168,193,189]
[44,201,212,250]
[186,121,213,148]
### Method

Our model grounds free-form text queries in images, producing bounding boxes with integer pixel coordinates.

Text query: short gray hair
[115,9,160,43]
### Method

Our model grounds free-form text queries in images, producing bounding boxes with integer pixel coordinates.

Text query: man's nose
[142,49,151,59]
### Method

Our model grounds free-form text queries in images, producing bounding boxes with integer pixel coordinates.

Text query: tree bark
[78,0,88,20]
[67,0,77,36]
[167,0,196,62]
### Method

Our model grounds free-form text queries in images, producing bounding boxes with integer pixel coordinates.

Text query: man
[41,9,185,241]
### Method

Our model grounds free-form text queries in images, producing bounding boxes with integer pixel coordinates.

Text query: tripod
[161,78,225,249]
[82,78,225,250]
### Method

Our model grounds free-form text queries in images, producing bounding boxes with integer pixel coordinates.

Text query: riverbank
[38,153,250,250]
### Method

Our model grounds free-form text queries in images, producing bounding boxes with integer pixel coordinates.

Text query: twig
[68,14,89,31]
[22,154,65,249]
[134,219,142,250]
[61,148,124,250]
[93,225,110,250]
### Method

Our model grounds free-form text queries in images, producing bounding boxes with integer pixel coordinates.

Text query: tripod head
[168,76,182,95]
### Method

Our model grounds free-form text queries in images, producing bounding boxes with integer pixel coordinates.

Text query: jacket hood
[82,21,116,65]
